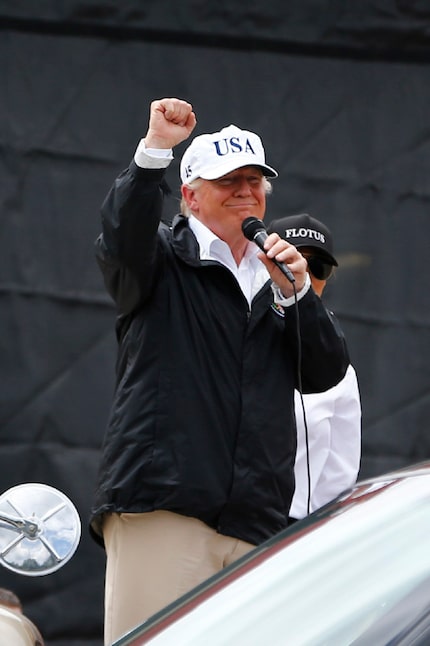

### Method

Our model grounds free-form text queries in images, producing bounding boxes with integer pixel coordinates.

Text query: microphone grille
[241,217,266,241]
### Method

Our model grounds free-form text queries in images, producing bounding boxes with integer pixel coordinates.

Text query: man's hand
[144,98,197,150]
[257,233,308,298]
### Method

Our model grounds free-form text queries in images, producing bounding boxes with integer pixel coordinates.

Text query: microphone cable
[288,280,312,518]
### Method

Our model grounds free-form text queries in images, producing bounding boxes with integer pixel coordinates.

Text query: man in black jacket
[91,97,349,644]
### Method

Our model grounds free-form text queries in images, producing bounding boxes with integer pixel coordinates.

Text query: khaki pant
[103,510,255,645]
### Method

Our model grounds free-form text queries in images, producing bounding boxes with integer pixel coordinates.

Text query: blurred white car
[0,606,44,645]
[113,461,430,646]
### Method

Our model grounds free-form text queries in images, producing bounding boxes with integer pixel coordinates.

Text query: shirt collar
[188,215,270,304]
[188,214,260,265]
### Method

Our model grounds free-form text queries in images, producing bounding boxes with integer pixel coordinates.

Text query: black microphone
[242,217,295,283]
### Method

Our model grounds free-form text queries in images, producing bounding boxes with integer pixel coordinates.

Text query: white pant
[102,510,255,645]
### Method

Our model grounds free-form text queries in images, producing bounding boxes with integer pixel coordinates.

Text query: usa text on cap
[180,124,278,184]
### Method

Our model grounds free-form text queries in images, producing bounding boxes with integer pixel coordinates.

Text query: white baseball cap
[180,124,278,184]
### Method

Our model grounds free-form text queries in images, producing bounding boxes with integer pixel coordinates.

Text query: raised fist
[144,98,197,149]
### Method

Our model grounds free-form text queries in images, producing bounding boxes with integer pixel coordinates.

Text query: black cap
[267,213,338,266]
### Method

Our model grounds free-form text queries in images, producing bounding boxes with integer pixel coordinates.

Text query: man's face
[183,166,267,240]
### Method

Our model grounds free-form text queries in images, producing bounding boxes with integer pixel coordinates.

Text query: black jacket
[90,161,349,546]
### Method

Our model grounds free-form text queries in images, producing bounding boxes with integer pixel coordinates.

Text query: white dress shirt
[290,363,362,519]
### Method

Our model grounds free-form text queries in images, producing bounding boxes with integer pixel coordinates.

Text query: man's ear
[181,185,198,213]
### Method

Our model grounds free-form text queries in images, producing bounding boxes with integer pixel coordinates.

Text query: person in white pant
[268,213,362,521]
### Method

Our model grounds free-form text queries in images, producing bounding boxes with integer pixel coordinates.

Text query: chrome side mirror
[0,483,81,576]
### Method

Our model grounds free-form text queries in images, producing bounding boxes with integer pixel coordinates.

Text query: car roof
[114,461,430,645]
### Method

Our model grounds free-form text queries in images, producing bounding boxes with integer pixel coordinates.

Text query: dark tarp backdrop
[1,2,429,643]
